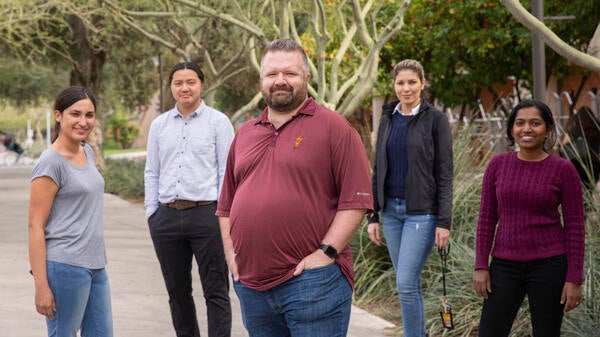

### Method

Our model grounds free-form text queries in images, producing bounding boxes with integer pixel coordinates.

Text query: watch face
[321,244,338,258]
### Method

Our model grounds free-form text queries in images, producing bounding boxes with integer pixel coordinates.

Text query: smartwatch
[319,244,339,259]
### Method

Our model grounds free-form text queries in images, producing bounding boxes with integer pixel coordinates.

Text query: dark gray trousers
[148,203,231,337]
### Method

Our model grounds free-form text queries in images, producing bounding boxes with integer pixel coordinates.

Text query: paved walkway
[0,165,394,336]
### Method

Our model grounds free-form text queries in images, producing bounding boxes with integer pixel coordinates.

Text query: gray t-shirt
[31,143,106,269]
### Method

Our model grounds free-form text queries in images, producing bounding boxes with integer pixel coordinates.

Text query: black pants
[149,203,231,337]
[478,255,567,337]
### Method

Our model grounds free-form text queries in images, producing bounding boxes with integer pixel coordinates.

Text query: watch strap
[319,244,338,259]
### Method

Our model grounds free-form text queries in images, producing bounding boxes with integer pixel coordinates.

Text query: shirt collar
[393,102,421,116]
[254,97,316,125]
[170,100,205,119]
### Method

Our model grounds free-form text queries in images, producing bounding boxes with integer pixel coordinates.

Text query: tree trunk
[68,15,107,170]
[371,95,385,149]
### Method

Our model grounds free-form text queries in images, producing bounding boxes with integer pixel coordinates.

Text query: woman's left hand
[561,282,582,313]
[435,227,450,250]
[367,222,381,246]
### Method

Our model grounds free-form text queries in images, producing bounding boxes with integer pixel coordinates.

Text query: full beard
[264,84,307,113]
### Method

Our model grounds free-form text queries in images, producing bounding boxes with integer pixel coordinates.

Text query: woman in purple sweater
[473,100,585,337]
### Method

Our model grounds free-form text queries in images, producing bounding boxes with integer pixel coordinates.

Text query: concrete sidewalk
[0,165,394,337]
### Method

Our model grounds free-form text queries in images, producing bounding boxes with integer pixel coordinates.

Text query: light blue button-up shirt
[144,101,234,218]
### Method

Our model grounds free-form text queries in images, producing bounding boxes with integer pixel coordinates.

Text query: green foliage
[106,110,140,149]
[99,12,162,113]
[103,158,145,201]
[379,0,531,107]
[377,0,600,109]
[353,124,600,336]
[0,56,69,105]
[0,0,159,123]
[544,1,600,80]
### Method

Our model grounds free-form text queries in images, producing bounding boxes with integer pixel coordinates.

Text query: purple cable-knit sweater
[475,152,586,284]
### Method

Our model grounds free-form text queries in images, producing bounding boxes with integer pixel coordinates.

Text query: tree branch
[589,23,600,59]
[500,0,600,72]
[311,0,330,100]
[278,0,290,38]
[102,0,179,18]
[103,1,188,59]
[172,0,268,44]
[231,92,263,123]
[351,0,374,47]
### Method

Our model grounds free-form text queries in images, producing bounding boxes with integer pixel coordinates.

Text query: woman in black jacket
[367,59,453,337]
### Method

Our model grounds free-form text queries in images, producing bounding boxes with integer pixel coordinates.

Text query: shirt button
[274,132,279,136]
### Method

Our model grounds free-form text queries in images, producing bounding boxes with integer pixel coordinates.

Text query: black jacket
[369,99,453,229]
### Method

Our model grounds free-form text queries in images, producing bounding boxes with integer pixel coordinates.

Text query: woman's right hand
[367,222,381,246]
[35,284,56,319]
[473,269,491,299]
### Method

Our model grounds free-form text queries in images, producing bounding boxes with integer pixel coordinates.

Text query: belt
[160,200,215,210]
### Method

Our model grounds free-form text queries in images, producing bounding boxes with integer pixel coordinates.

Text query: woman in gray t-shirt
[28,86,113,337]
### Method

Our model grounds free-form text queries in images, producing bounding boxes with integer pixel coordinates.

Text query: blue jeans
[45,261,113,337]
[381,198,436,337]
[478,255,567,337]
[233,263,352,337]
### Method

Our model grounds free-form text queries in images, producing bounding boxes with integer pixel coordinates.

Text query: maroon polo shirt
[216,98,373,291]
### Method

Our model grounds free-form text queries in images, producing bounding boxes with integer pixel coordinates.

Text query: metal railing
[446,91,600,154]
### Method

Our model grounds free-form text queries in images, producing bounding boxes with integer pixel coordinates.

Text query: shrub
[106,110,140,149]
[103,158,145,201]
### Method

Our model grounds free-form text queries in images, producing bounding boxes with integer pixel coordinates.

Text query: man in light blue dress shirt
[144,62,234,337]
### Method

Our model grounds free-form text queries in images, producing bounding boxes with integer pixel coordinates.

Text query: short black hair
[168,62,205,85]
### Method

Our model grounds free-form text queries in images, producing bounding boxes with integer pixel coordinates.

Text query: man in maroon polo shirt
[216,38,373,337]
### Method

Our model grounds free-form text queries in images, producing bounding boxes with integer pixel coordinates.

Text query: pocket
[303,262,337,272]
[147,207,160,225]
[293,264,351,321]
[189,136,214,155]
[147,207,166,236]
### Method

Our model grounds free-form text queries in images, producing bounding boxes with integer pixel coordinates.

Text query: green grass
[103,147,145,157]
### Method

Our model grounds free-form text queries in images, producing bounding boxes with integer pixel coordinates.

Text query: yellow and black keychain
[439,244,454,330]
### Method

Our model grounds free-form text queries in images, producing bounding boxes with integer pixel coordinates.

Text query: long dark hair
[52,86,96,143]
[506,99,556,152]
